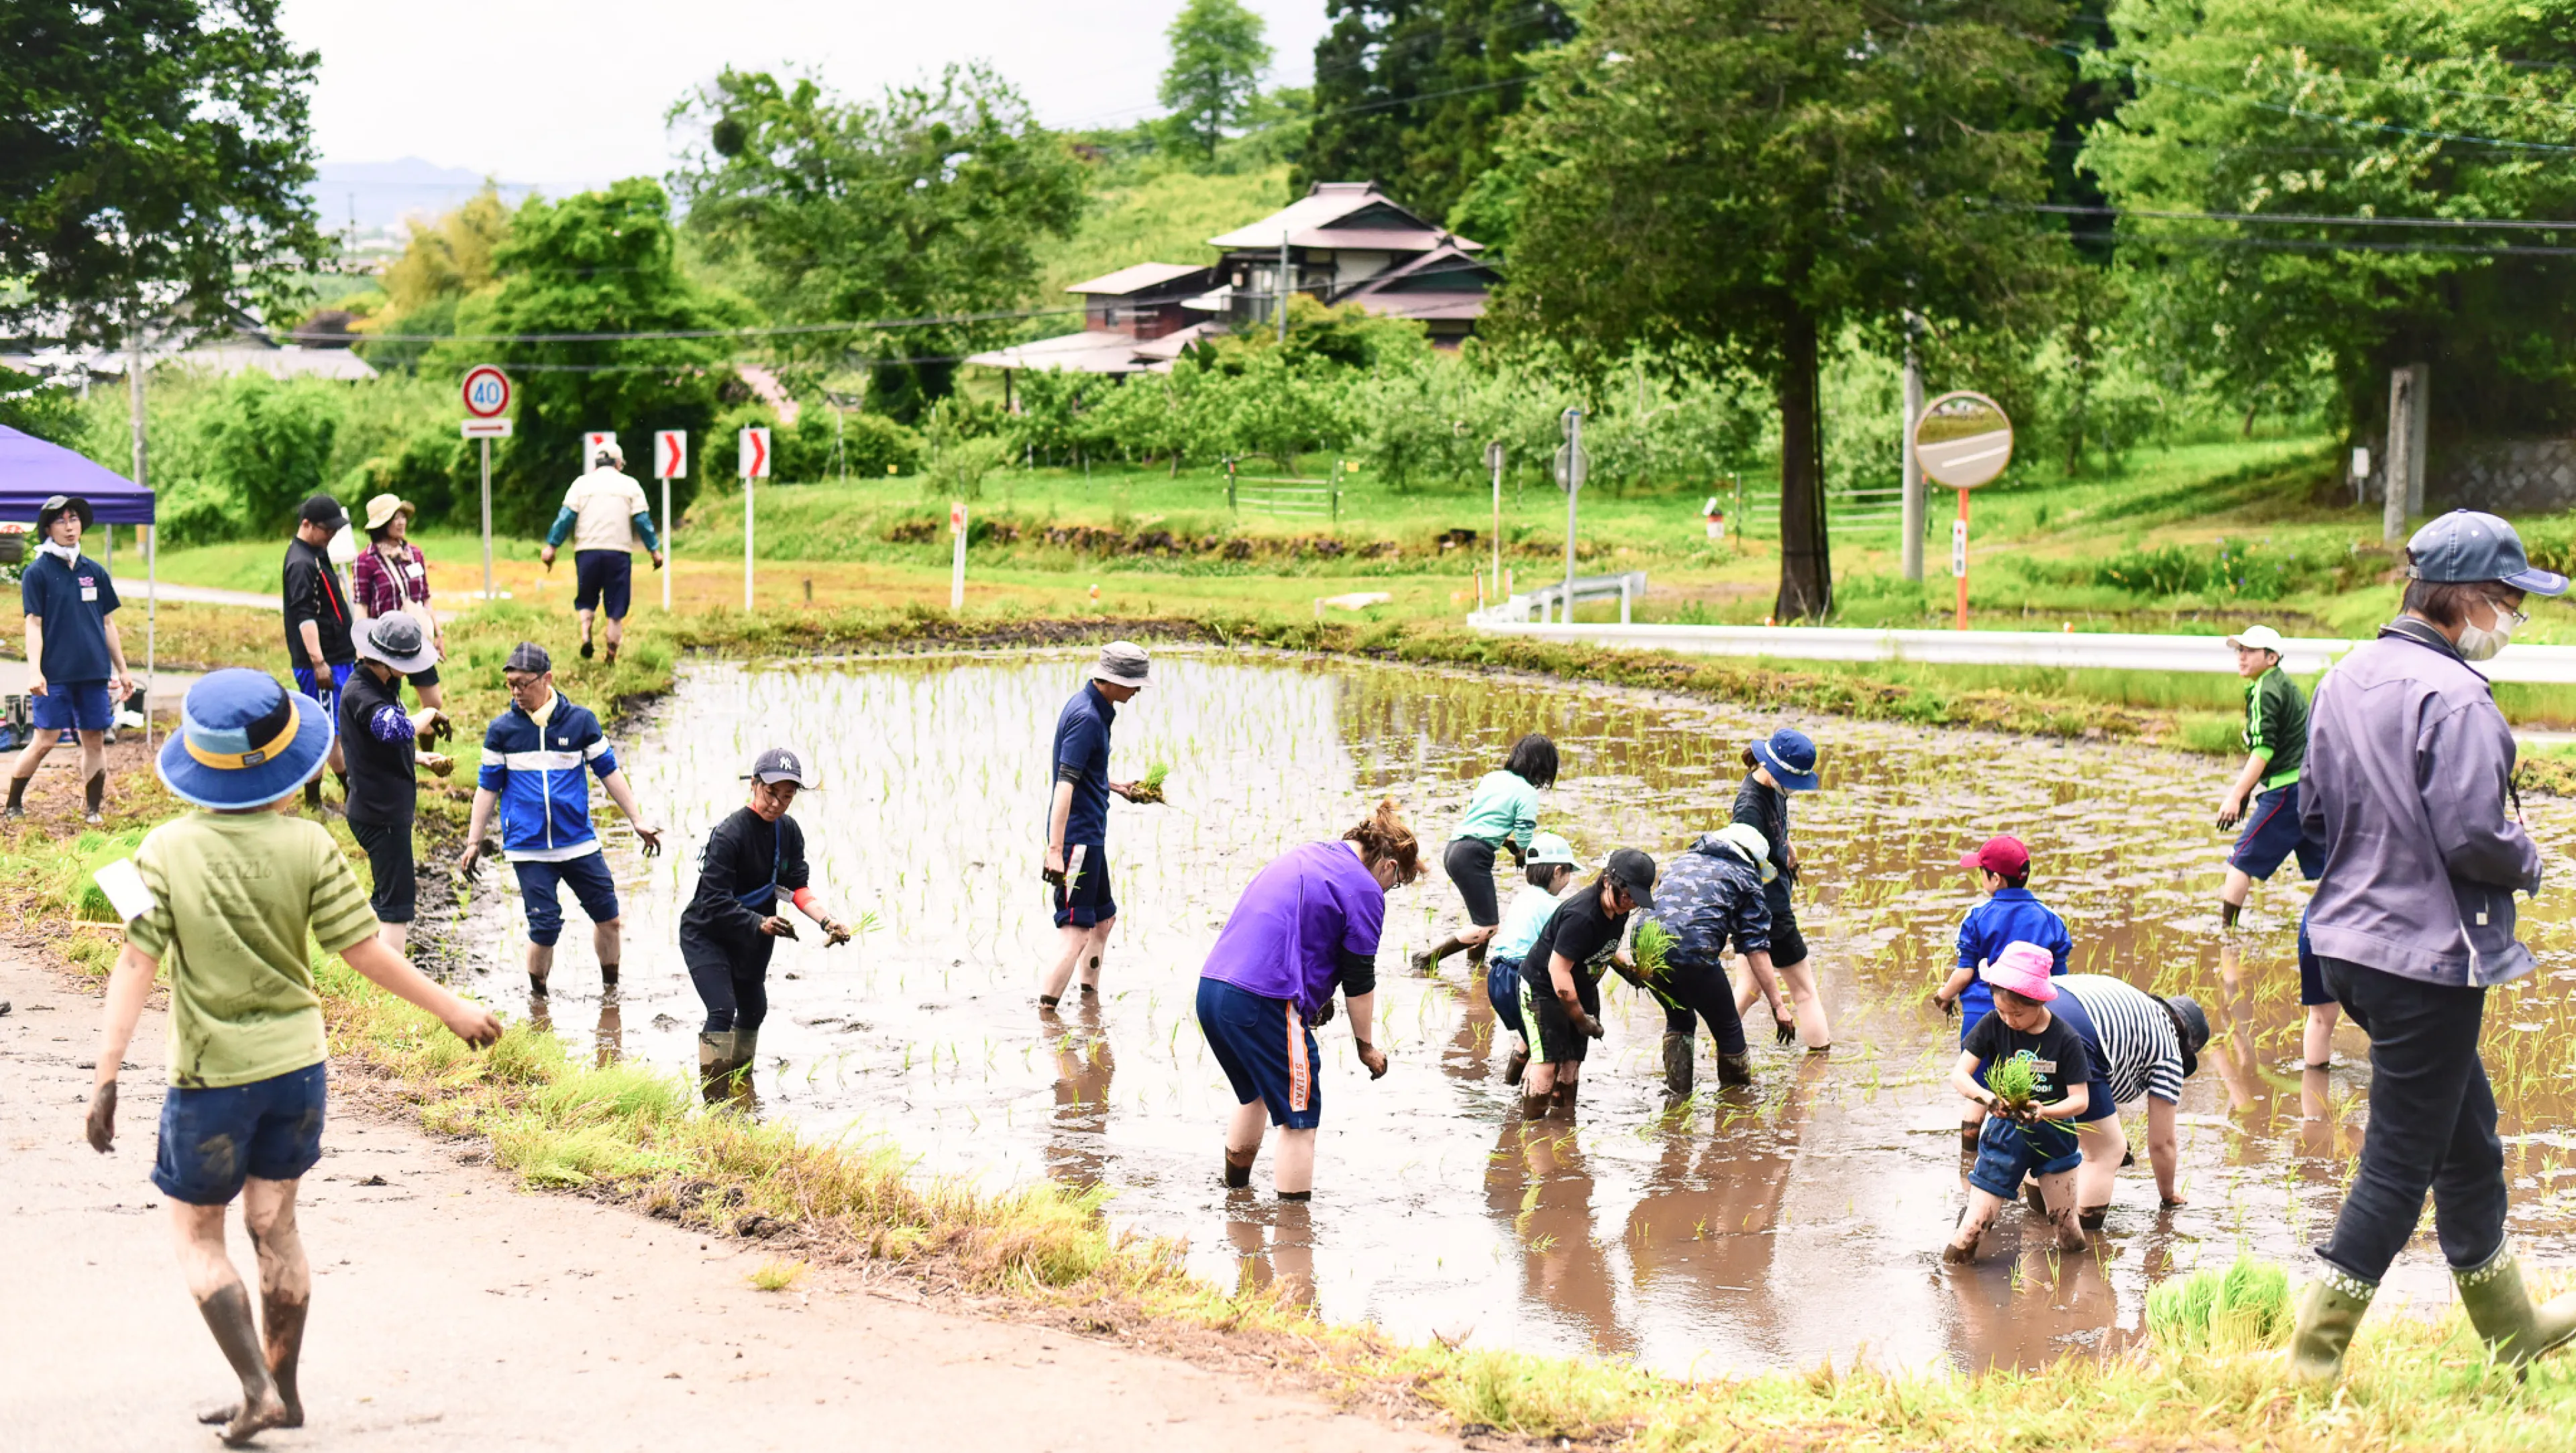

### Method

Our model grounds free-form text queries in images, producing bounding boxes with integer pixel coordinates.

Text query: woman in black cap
[681,747,855,1094]
[8,493,134,823]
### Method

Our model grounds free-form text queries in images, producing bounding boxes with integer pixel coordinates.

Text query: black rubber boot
[1660,1032,1695,1097]
[1716,1052,1756,1087]
[4,773,28,817]
[83,770,104,820]
[303,779,322,812]
[1503,1046,1529,1087]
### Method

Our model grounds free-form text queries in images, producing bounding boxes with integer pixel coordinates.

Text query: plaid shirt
[351,541,431,618]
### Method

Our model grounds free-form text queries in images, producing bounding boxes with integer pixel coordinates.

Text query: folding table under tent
[0,425,161,746]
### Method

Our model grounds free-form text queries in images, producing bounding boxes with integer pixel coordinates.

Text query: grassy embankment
[7,596,2575,1445]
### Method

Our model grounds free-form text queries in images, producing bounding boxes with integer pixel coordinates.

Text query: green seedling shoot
[1131,761,1171,804]
[1984,1054,2041,1113]
[1633,918,1676,982]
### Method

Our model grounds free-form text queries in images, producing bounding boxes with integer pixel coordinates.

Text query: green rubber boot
[1660,1032,1694,1097]
[2288,1269,2377,1387]
[2455,1241,2576,1368]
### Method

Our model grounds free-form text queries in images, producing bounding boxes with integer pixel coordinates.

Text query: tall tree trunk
[1774,306,1833,621]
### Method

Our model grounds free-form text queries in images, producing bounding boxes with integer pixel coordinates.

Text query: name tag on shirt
[406,564,425,580]
[77,574,98,601]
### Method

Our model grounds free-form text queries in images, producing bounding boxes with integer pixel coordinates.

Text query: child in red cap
[1944,943,2094,1262]
[1937,834,2072,1148]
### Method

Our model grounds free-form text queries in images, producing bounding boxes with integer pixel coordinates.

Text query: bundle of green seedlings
[1632,918,1676,982]
[1984,1055,2041,1113]
[1130,761,1171,804]
[2145,1256,2291,1352]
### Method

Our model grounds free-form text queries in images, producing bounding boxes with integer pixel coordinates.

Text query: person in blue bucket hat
[1729,727,1829,1049]
[83,668,501,1447]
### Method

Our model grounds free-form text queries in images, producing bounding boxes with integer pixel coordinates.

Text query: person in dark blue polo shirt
[1038,641,1151,1010]
[8,494,133,824]
[1936,833,2073,1148]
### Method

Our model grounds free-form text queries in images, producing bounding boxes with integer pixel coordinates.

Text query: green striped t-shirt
[129,810,380,1088]
[1452,769,1542,850]
[2242,665,2310,792]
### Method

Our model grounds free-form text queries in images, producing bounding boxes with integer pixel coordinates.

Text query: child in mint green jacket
[1411,734,1559,975]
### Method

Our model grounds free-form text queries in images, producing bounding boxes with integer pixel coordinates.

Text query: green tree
[1491,0,2070,618]
[0,0,327,343]
[1298,0,1576,224]
[672,66,1086,423]
[2084,0,2576,443]
[448,179,744,535]
[1160,0,1274,160]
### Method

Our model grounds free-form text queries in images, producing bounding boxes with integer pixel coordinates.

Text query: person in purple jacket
[1195,798,1421,1200]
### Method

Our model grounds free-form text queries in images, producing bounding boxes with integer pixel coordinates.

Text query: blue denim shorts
[31,680,113,733]
[1485,953,1527,1038]
[1966,1108,2082,1200]
[152,1062,328,1205]
[513,851,621,946]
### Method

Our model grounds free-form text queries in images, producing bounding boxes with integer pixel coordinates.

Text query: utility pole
[2383,363,2427,543]
[1277,231,1292,343]
[1900,316,1925,582]
[1557,409,1587,615]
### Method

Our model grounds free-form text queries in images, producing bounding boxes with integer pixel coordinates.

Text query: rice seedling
[1984,1055,2041,1114]
[1130,761,1172,804]
[748,1258,810,1291]
[1633,918,1676,982]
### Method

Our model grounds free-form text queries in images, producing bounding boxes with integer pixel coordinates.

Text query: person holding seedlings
[2213,623,2320,930]
[337,615,454,959]
[281,494,358,812]
[1038,641,1152,1010]
[1195,798,1417,1199]
[681,747,855,1092]
[1483,831,1585,1086]
[1943,941,2094,1262]
[1937,834,2073,1149]
[2287,510,2576,1385]
[1639,824,1790,1096]
[539,442,663,665]
[1412,733,1560,975]
[1517,847,1658,1120]
[347,492,445,709]
[1727,728,1829,1049]
[2047,974,2210,1228]
[8,493,133,824]
[83,668,501,1448]
[459,642,664,997]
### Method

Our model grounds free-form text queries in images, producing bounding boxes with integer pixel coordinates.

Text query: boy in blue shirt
[8,494,133,823]
[1936,834,2072,1148]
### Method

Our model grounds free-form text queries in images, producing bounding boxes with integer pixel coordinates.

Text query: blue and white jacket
[477,693,620,861]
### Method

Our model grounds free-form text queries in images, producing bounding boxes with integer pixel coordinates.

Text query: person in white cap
[1038,641,1151,1010]
[539,443,663,666]
[2214,623,2320,930]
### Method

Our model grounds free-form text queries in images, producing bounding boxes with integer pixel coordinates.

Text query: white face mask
[2457,604,2516,661]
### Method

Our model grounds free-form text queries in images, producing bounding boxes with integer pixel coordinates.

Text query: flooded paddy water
[449,651,2576,1377]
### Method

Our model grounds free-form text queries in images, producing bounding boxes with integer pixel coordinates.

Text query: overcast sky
[282,0,1330,191]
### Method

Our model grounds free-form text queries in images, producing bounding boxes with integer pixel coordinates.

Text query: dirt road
[0,951,1454,1452]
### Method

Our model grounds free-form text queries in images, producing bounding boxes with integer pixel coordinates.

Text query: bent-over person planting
[83,669,500,1447]
[1515,847,1658,1121]
[2047,974,2209,1228]
[1640,824,1788,1097]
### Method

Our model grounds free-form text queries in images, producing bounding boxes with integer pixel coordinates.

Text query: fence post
[1620,576,1632,625]
[1226,457,1237,515]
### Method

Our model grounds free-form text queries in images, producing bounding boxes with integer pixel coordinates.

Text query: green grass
[1031,165,1291,307]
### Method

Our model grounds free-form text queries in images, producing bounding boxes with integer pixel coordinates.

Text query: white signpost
[1552,409,1587,622]
[739,427,771,610]
[654,430,687,611]
[1911,390,2015,632]
[460,365,512,599]
[1485,440,1505,600]
[950,500,968,612]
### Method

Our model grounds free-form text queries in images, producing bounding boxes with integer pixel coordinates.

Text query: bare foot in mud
[2051,1212,2088,1253]
[1942,1219,1985,1264]
[198,1389,295,1444]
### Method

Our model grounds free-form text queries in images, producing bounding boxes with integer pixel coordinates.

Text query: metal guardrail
[1485,571,1651,625]
[1224,458,1342,522]
[1457,617,2576,683]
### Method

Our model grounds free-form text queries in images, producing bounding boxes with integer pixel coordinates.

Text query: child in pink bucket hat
[1943,941,2095,1262]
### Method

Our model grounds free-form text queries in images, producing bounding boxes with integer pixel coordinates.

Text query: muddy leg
[2075,1113,2125,1230]
[170,1199,287,1444]
[1078,917,1114,993]
[1945,1185,2006,1264]
[1775,957,1830,1051]
[1410,934,1470,976]
[1224,1100,1265,1189]
[1037,922,1091,1005]
[242,1177,310,1428]
[524,940,555,999]
[2035,1168,2088,1251]
[592,916,621,990]
[1503,1033,1529,1087]
[2304,1002,2341,1069]
[1522,1061,1558,1120]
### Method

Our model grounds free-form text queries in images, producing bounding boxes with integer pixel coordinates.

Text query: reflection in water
[442,653,2576,1376]
[595,989,625,1068]
[1227,1201,1318,1311]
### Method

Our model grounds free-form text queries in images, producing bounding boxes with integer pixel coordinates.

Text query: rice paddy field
[438,649,2576,1379]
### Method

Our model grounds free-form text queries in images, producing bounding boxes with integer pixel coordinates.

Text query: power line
[291,302,1087,346]
[2007,203,2576,231]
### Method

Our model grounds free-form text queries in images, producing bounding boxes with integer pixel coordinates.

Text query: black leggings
[1656,958,1748,1057]
[685,942,772,1033]
[1444,837,1502,926]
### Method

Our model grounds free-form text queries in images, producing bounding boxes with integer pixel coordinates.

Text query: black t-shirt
[338,665,417,825]
[1731,771,1796,908]
[1962,1009,2094,1105]
[681,807,813,951]
[282,537,354,664]
[1524,880,1629,986]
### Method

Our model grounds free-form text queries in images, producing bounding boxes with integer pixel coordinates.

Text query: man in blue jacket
[459,643,663,996]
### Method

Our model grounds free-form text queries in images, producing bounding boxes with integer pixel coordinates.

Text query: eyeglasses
[2491,599,2530,629]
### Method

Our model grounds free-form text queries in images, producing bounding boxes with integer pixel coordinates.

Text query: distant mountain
[307,158,550,230]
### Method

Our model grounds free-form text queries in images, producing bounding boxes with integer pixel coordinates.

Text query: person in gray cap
[2287,508,2576,1385]
[680,747,853,1095]
[337,615,455,957]
[1038,641,1152,1010]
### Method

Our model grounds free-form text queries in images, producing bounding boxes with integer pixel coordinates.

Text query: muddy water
[449,652,2576,1377]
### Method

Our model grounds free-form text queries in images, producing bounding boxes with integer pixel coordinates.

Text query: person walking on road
[338,616,454,959]
[282,494,358,812]
[2286,509,2576,1385]
[682,747,855,1095]
[539,443,663,665]
[2043,974,2209,1228]
[1517,847,1658,1121]
[1038,642,1151,1010]
[8,493,133,823]
[82,667,500,1449]
[1195,798,1415,1199]
[460,643,664,998]
[1412,733,1560,975]
[1728,728,1830,1049]
[349,492,446,710]
[1640,824,1790,1097]
[2214,623,2320,929]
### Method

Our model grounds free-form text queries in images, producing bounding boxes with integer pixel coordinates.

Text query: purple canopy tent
[0,425,162,747]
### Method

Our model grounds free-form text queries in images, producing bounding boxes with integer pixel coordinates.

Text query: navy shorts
[291,661,354,720]
[152,1062,328,1205]
[513,851,621,946]
[1197,977,1322,1129]
[1486,953,1527,1039]
[2296,908,2331,1008]
[2231,782,2323,881]
[573,549,633,618]
[31,679,112,733]
[1053,843,1116,929]
[1966,1108,2082,1200]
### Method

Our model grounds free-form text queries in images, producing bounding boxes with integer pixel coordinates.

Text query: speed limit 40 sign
[461,365,511,419]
